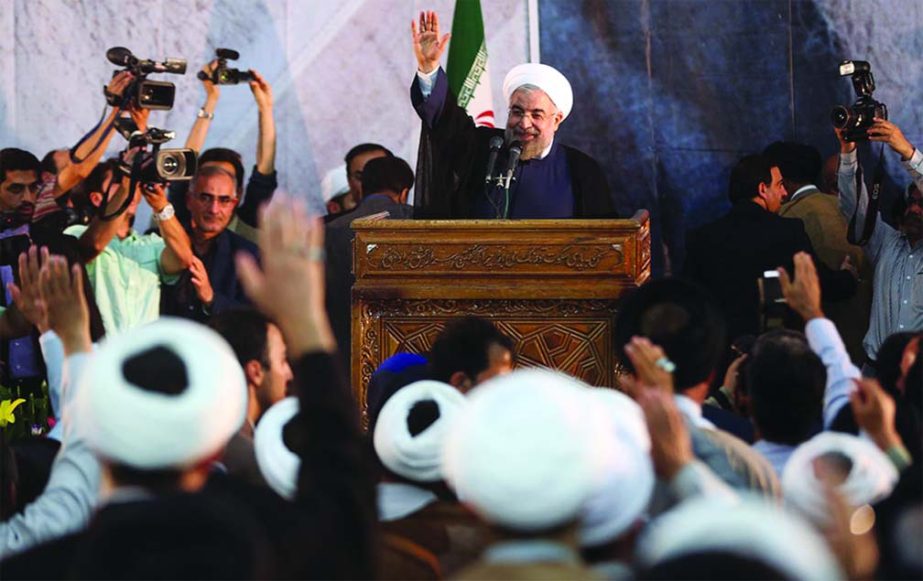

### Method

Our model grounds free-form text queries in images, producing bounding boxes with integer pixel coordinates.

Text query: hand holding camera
[866,118,915,160]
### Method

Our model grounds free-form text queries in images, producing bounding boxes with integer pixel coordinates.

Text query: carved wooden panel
[353,298,619,425]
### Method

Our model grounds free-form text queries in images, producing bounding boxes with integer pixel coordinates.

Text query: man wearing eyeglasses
[410,11,616,219]
[159,165,259,322]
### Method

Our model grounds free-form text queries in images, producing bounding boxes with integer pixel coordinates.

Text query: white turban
[782,431,899,525]
[442,369,600,532]
[76,318,247,470]
[254,397,300,500]
[635,496,843,580]
[503,63,574,120]
[579,388,655,547]
[373,380,467,482]
[320,164,349,203]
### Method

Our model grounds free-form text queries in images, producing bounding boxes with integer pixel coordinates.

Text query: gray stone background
[2,0,921,273]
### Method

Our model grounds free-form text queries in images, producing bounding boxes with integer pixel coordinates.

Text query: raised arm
[867,117,923,192]
[0,255,98,557]
[836,127,894,258]
[54,72,134,196]
[184,60,220,154]
[779,252,861,427]
[236,198,375,578]
[143,183,193,274]
[234,70,277,230]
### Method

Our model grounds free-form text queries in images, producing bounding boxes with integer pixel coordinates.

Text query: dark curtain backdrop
[540,0,923,274]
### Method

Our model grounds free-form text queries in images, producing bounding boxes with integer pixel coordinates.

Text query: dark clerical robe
[412,68,617,219]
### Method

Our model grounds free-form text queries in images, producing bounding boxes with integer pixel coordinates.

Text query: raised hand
[411,11,451,74]
[867,117,915,160]
[236,196,334,356]
[849,378,902,452]
[38,256,91,355]
[248,69,273,111]
[622,335,675,396]
[188,256,214,306]
[106,70,134,106]
[778,251,824,321]
[199,59,221,102]
[8,246,50,333]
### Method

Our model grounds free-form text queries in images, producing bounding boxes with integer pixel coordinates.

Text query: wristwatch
[196,107,215,120]
[153,203,176,223]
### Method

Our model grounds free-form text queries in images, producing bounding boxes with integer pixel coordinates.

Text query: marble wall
[0,0,530,222]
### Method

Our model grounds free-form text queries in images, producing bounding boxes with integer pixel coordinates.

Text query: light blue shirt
[838,149,923,359]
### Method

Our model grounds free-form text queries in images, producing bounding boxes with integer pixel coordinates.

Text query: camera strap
[68,104,118,165]
[847,146,885,246]
[98,154,142,221]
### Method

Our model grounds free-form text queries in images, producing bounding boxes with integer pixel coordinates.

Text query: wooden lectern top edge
[350,210,650,231]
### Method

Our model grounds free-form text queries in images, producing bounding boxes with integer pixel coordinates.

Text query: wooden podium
[350,212,651,422]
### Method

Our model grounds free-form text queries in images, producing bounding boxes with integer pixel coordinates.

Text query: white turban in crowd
[635,496,843,580]
[782,431,899,526]
[503,63,574,120]
[373,380,467,482]
[76,318,247,470]
[254,397,301,500]
[579,387,655,547]
[442,368,601,532]
[320,164,349,203]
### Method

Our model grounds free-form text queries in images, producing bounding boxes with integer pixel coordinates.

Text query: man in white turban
[410,11,616,220]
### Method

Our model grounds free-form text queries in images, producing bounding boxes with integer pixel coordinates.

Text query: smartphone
[759,270,785,307]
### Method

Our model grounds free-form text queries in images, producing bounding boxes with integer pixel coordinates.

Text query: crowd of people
[0,9,920,580]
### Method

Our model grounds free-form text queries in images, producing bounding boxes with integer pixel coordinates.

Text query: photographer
[837,119,923,373]
[29,71,136,238]
[167,58,277,243]
[64,117,194,333]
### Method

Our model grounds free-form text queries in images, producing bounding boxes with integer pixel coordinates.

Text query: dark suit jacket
[412,69,617,220]
[160,228,259,322]
[683,201,857,341]
[325,195,414,374]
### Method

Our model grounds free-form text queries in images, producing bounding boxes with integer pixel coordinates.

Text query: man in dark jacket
[684,154,857,342]
[410,11,616,219]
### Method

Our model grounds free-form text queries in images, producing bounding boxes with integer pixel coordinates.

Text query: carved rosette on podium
[351,213,651,424]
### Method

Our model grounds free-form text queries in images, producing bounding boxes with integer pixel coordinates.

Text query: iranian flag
[446,0,495,128]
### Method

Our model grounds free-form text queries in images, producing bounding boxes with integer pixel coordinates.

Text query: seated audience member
[373,380,489,578]
[764,140,871,363]
[325,155,415,372]
[428,316,514,392]
[209,308,293,485]
[836,119,923,375]
[441,369,603,579]
[65,156,194,334]
[613,277,780,495]
[159,165,259,322]
[683,153,856,342]
[634,496,844,579]
[168,61,277,241]
[324,143,394,222]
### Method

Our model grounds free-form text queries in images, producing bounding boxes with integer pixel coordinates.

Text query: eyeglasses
[508,106,551,123]
[196,192,238,207]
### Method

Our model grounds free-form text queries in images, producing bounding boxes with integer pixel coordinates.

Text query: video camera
[831,60,888,143]
[197,48,253,85]
[122,128,197,184]
[106,46,187,110]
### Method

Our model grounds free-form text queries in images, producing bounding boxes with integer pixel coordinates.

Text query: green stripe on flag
[446,0,487,109]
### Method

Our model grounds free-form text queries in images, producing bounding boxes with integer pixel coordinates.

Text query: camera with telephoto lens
[197,48,253,85]
[831,60,888,143]
[122,128,197,184]
[106,46,187,110]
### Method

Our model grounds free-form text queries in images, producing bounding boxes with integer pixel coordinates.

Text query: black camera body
[197,48,254,85]
[107,46,187,110]
[125,128,197,184]
[831,60,888,143]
